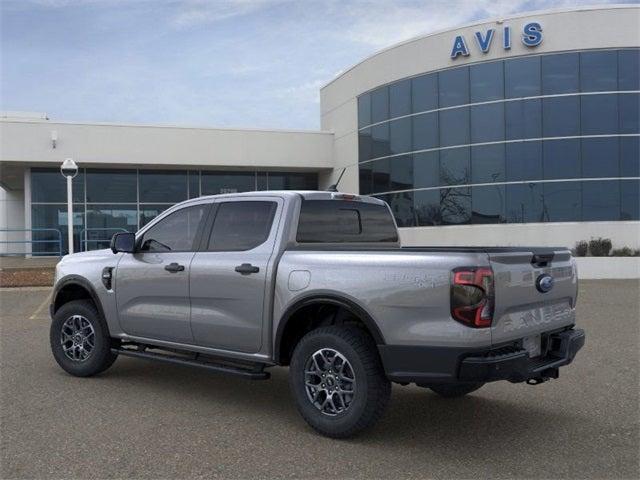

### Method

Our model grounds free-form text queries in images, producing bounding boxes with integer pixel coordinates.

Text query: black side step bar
[111,347,270,380]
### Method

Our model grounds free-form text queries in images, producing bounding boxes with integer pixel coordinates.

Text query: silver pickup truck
[49,191,585,437]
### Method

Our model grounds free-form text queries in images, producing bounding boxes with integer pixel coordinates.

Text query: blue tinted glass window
[440,147,470,185]
[139,170,188,203]
[412,112,438,150]
[31,168,85,203]
[267,173,317,190]
[386,191,416,227]
[140,204,171,227]
[542,53,579,94]
[619,93,639,134]
[440,187,471,225]
[506,183,544,223]
[256,172,268,191]
[580,51,618,92]
[506,99,542,140]
[471,103,504,143]
[471,144,505,183]
[358,94,371,128]
[414,189,441,226]
[31,204,84,254]
[582,137,619,178]
[87,205,137,232]
[371,123,390,158]
[470,61,504,102]
[582,181,620,221]
[472,185,505,224]
[439,67,469,107]
[412,73,438,113]
[370,86,389,123]
[188,171,200,198]
[372,158,390,193]
[620,137,640,177]
[359,128,373,162]
[505,56,541,98]
[390,155,413,191]
[359,162,373,195]
[581,94,618,135]
[413,152,440,189]
[390,79,411,118]
[201,172,255,195]
[389,117,412,155]
[543,139,580,180]
[619,49,640,91]
[86,169,136,203]
[506,142,543,182]
[543,96,580,137]
[543,181,581,222]
[439,108,469,147]
[621,179,640,220]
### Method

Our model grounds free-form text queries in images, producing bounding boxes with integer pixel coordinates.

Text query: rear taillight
[450,267,494,328]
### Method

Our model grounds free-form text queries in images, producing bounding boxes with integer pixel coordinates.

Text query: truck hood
[59,249,118,264]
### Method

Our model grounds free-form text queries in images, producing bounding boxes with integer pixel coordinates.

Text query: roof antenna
[327,167,346,192]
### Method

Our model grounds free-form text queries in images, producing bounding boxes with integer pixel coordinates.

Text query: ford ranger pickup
[49,191,585,438]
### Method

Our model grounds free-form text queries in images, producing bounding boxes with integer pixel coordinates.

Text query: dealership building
[1,5,638,256]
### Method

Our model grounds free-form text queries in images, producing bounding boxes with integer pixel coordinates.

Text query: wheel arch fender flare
[52,275,107,323]
[274,292,386,364]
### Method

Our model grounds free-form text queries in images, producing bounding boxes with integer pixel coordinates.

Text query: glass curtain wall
[357,48,640,227]
[31,168,317,254]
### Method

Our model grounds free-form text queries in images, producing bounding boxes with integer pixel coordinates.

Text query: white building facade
[1,5,639,255]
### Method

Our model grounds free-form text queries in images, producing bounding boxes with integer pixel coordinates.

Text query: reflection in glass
[86,205,137,250]
[620,137,640,177]
[359,128,373,162]
[389,117,412,155]
[372,158,390,193]
[371,86,389,123]
[188,171,200,198]
[543,139,581,180]
[371,123,390,158]
[413,151,440,189]
[582,137,619,178]
[621,180,640,220]
[470,103,504,143]
[358,94,371,128]
[390,79,411,118]
[506,183,544,223]
[386,192,415,227]
[31,204,84,254]
[439,67,469,108]
[506,99,542,140]
[440,147,470,186]
[86,169,136,203]
[440,187,471,225]
[412,73,438,113]
[505,56,541,98]
[506,142,543,182]
[471,185,505,224]
[543,182,581,222]
[582,181,620,221]
[543,96,580,137]
[581,94,618,135]
[139,204,171,227]
[618,49,640,91]
[542,52,579,94]
[139,170,188,203]
[359,162,373,195]
[439,108,469,147]
[31,168,85,203]
[619,93,639,134]
[414,189,441,226]
[471,144,505,183]
[412,112,438,151]
[470,61,504,102]
[201,171,255,194]
[390,155,413,191]
[580,51,617,92]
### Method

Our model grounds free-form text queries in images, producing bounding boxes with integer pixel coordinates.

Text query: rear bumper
[379,328,585,385]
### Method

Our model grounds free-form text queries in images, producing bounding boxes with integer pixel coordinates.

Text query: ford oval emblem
[536,274,554,293]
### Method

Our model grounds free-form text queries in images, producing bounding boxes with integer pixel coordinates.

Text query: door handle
[164,262,185,273]
[235,263,260,275]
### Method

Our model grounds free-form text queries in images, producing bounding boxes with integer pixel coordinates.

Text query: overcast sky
[1,0,636,130]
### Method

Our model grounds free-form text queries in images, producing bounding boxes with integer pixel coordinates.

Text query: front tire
[50,299,118,377]
[289,325,391,438]
[429,382,484,398]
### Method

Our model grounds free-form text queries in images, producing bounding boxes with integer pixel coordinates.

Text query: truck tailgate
[489,248,577,345]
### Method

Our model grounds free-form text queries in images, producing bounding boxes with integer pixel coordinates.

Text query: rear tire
[429,382,484,398]
[50,300,118,377]
[289,325,391,438]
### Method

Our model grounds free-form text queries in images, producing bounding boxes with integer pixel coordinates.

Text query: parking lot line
[29,292,52,320]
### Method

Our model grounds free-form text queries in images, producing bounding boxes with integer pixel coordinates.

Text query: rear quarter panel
[273,250,492,348]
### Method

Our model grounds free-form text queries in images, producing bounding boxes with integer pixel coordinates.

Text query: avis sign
[450,22,543,59]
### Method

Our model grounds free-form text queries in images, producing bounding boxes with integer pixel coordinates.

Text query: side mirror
[110,232,136,254]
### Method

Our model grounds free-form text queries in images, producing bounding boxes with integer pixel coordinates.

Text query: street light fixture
[60,158,78,254]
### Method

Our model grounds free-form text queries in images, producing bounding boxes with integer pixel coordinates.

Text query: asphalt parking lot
[1,281,638,479]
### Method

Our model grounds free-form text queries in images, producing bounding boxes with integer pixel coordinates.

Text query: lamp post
[60,158,78,254]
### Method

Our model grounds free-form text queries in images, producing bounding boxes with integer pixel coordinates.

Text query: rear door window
[207,201,277,251]
[296,200,398,243]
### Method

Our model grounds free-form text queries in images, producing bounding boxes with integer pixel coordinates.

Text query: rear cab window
[296,200,398,243]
